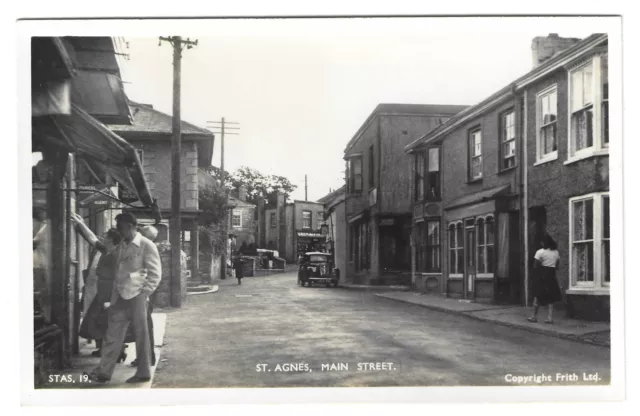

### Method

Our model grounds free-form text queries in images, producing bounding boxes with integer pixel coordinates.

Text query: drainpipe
[522,90,529,307]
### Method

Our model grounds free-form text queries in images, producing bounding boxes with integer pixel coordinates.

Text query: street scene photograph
[22,15,622,401]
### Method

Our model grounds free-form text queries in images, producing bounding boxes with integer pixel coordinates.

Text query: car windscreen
[308,255,329,262]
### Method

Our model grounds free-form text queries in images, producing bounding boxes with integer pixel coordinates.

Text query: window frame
[302,210,312,230]
[568,192,610,293]
[413,152,425,202]
[535,84,558,165]
[425,146,441,201]
[567,54,608,163]
[500,109,517,171]
[368,145,375,189]
[270,212,276,228]
[231,210,242,228]
[347,156,363,194]
[468,128,483,181]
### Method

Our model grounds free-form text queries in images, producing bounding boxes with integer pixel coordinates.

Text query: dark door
[464,226,476,300]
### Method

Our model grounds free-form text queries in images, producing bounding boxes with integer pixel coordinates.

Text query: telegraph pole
[305,175,308,201]
[159,36,197,307]
[206,118,239,280]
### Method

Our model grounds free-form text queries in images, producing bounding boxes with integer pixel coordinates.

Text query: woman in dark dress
[528,234,563,324]
[233,256,244,285]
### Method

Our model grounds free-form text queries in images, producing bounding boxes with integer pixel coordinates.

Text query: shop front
[443,185,521,304]
[296,230,327,259]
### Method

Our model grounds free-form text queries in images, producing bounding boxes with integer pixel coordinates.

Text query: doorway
[463,222,477,300]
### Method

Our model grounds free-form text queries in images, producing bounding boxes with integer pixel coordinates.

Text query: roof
[344,103,469,154]
[405,33,608,152]
[317,185,346,205]
[108,102,213,137]
[444,185,511,211]
[229,195,256,208]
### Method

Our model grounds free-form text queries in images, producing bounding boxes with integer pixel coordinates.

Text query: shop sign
[380,218,395,226]
[412,204,424,220]
[79,186,114,207]
[297,231,324,238]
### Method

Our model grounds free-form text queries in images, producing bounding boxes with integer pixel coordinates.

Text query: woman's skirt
[532,266,563,306]
[79,297,135,343]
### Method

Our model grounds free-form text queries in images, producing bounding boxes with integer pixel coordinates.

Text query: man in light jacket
[87,212,162,384]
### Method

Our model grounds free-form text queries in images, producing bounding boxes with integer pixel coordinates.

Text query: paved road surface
[152,272,610,388]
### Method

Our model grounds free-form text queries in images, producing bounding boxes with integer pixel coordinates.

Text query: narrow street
[152,271,610,388]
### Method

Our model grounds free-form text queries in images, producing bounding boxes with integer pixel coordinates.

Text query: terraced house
[405,33,611,321]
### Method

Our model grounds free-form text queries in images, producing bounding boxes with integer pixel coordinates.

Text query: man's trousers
[93,293,152,379]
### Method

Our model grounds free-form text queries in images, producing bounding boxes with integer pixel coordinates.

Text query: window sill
[564,149,609,166]
[566,288,610,296]
[466,178,483,185]
[534,153,558,166]
[417,272,442,276]
[448,274,463,279]
[498,166,517,175]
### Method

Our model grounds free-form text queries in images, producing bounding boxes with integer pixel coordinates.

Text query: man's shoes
[126,375,151,383]
[131,356,156,367]
[84,371,109,383]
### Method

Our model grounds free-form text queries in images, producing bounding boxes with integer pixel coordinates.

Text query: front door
[464,226,476,300]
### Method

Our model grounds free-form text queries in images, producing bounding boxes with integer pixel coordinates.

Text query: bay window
[568,54,608,160]
[569,192,610,291]
[426,220,441,271]
[348,157,363,193]
[426,147,441,200]
[414,221,425,271]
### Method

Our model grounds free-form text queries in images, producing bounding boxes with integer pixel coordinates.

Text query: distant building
[318,186,347,283]
[229,186,257,249]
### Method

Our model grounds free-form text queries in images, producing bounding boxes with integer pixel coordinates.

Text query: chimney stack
[238,185,248,202]
[531,34,581,68]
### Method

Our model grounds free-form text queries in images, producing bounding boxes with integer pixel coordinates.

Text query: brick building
[343,104,468,285]
[405,34,610,320]
[108,102,215,280]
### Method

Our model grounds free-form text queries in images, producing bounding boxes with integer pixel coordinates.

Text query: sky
[113,17,610,202]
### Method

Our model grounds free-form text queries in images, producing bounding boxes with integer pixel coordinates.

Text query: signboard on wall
[380,218,395,226]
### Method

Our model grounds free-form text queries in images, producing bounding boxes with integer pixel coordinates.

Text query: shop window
[468,129,482,181]
[476,216,495,276]
[569,192,609,290]
[568,54,608,160]
[536,85,558,163]
[426,220,441,272]
[501,110,516,170]
[302,210,312,229]
[448,222,464,276]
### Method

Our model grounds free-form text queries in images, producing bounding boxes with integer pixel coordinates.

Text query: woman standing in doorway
[528,234,563,324]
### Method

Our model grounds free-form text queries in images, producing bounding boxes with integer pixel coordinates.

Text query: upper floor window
[569,192,609,291]
[536,85,558,163]
[302,210,312,229]
[232,210,242,228]
[368,145,375,188]
[413,152,425,202]
[318,211,324,225]
[468,129,483,181]
[347,157,363,193]
[270,212,276,228]
[501,111,516,170]
[426,147,440,200]
[569,54,608,159]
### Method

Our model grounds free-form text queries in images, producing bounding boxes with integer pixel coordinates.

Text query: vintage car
[297,252,340,287]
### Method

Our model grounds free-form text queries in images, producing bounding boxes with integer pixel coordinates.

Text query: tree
[229,166,297,206]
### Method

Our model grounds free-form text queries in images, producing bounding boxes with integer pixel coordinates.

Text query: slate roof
[317,185,346,205]
[108,102,213,137]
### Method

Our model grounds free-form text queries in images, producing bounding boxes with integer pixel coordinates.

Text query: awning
[444,185,511,211]
[32,104,154,207]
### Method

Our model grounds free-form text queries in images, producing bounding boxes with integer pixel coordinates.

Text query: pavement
[43,312,167,389]
[151,271,610,388]
[376,291,611,347]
